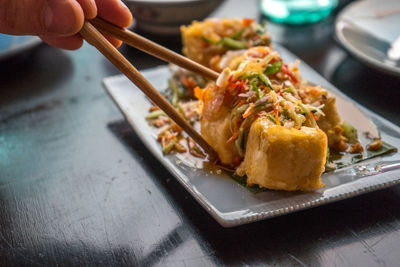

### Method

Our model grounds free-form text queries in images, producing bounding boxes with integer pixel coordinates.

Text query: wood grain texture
[1,0,400,266]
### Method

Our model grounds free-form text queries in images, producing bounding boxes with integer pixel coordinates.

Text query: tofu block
[242,118,327,191]
[181,19,243,67]
[300,86,344,150]
[318,95,347,151]
[317,95,342,134]
[201,108,239,165]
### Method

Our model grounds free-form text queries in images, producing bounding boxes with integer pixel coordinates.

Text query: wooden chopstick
[90,17,219,81]
[80,21,217,159]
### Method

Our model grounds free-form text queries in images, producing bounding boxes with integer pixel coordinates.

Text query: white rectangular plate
[104,45,400,227]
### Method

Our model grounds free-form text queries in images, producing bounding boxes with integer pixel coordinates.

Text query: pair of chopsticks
[79,19,219,159]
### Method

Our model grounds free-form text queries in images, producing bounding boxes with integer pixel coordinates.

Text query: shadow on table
[0,44,73,107]
[103,31,181,73]
[108,119,400,266]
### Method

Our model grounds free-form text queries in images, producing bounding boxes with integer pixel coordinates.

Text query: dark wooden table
[1,0,400,266]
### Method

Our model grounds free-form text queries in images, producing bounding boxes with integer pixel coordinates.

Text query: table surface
[1,0,400,266]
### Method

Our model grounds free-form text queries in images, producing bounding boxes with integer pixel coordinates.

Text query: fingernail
[43,1,78,35]
[120,0,129,10]
[43,5,54,32]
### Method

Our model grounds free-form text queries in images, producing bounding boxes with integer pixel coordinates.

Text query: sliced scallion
[283,87,293,93]
[177,102,188,120]
[162,141,176,154]
[146,110,166,120]
[342,122,358,144]
[259,73,273,90]
[265,62,282,75]
[230,29,244,40]
[202,36,218,45]
[233,104,249,116]
[221,37,246,49]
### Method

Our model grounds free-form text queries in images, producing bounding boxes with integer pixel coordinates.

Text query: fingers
[0,0,131,50]
[103,33,123,48]
[40,34,84,50]
[0,0,84,36]
[45,0,84,35]
[76,0,97,19]
[40,33,122,50]
[95,0,133,27]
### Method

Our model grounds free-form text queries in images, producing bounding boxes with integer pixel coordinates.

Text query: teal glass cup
[260,0,339,25]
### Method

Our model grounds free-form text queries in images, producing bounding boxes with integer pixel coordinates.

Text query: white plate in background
[335,0,400,76]
[0,34,41,60]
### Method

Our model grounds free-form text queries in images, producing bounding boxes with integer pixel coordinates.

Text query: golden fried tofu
[300,86,345,151]
[199,84,239,165]
[201,109,238,165]
[240,118,327,191]
[318,95,341,133]
[318,93,347,151]
[181,18,271,70]
[181,19,245,67]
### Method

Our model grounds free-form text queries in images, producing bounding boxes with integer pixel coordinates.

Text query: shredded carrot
[274,102,280,125]
[228,80,236,91]
[228,79,246,95]
[237,80,245,93]
[274,112,280,125]
[281,64,298,84]
[310,112,319,121]
[311,87,321,95]
[194,86,204,101]
[255,47,269,58]
[243,18,255,27]
[242,103,254,119]
[171,123,182,132]
[228,81,237,92]
[246,47,270,58]
[181,76,196,90]
[149,106,159,112]
[226,130,239,144]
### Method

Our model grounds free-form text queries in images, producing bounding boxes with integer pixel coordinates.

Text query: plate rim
[103,46,400,227]
[334,0,400,77]
[0,35,41,60]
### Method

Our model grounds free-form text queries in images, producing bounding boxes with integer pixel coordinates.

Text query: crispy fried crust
[242,118,327,191]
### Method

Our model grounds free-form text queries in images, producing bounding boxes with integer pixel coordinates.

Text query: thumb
[0,0,84,36]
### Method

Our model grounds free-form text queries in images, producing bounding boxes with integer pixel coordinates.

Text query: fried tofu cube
[301,86,344,151]
[200,83,239,165]
[181,19,245,67]
[241,118,327,191]
[201,110,239,165]
[318,94,347,151]
[317,95,342,134]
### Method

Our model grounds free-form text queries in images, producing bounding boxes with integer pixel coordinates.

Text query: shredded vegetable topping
[192,46,331,155]
[181,18,271,71]
[145,19,380,173]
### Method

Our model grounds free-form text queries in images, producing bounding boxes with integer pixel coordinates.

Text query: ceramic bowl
[123,0,225,35]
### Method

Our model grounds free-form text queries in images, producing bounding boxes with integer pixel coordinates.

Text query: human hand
[0,0,133,50]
